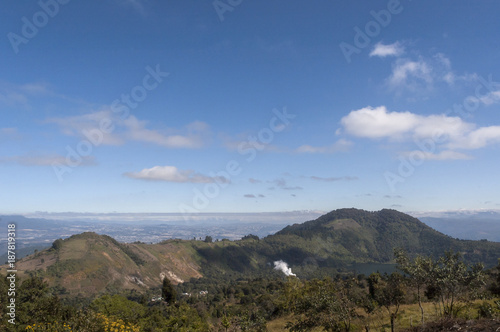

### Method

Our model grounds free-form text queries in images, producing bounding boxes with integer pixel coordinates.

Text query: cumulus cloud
[370,42,404,58]
[124,166,229,183]
[341,106,473,141]
[341,105,500,157]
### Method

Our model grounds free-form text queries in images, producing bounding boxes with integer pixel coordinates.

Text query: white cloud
[388,58,433,91]
[341,105,500,153]
[341,106,420,139]
[341,106,475,141]
[449,126,500,149]
[123,116,208,148]
[402,150,472,161]
[370,42,404,58]
[124,165,229,183]
[295,139,353,154]
[47,110,209,148]
[478,89,500,105]
[384,51,480,94]
[46,109,124,145]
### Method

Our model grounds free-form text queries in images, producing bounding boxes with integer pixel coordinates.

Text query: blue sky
[1,0,500,215]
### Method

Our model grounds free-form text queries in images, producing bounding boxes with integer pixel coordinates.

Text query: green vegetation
[0,251,498,331]
[1,208,500,331]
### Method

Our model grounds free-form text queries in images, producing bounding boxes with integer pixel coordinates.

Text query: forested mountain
[271,208,500,266]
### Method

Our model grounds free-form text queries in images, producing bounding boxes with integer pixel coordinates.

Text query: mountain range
[2,208,500,298]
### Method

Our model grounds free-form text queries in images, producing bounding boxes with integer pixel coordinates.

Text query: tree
[242,234,259,241]
[204,236,213,243]
[395,248,433,324]
[162,277,177,305]
[221,314,231,332]
[368,272,406,332]
[286,278,359,332]
[16,276,63,326]
[427,251,485,317]
[90,294,145,325]
[51,238,64,251]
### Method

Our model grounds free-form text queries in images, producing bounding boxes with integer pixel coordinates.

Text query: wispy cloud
[0,154,96,166]
[370,42,404,58]
[124,117,209,148]
[295,139,353,154]
[46,109,124,145]
[271,178,302,191]
[478,89,500,105]
[124,165,229,183]
[308,175,358,182]
[0,82,53,108]
[47,110,210,148]
[244,194,265,198]
[383,51,478,95]
[401,150,472,160]
[0,127,21,140]
[388,58,433,92]
[384,195,402,199]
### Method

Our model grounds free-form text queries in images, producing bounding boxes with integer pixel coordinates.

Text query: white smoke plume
[273,260,296,277]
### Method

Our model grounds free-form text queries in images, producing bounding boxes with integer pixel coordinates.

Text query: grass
[267,300,499,331]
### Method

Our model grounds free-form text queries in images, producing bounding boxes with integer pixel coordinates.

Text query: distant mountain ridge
[3,208,500,298]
